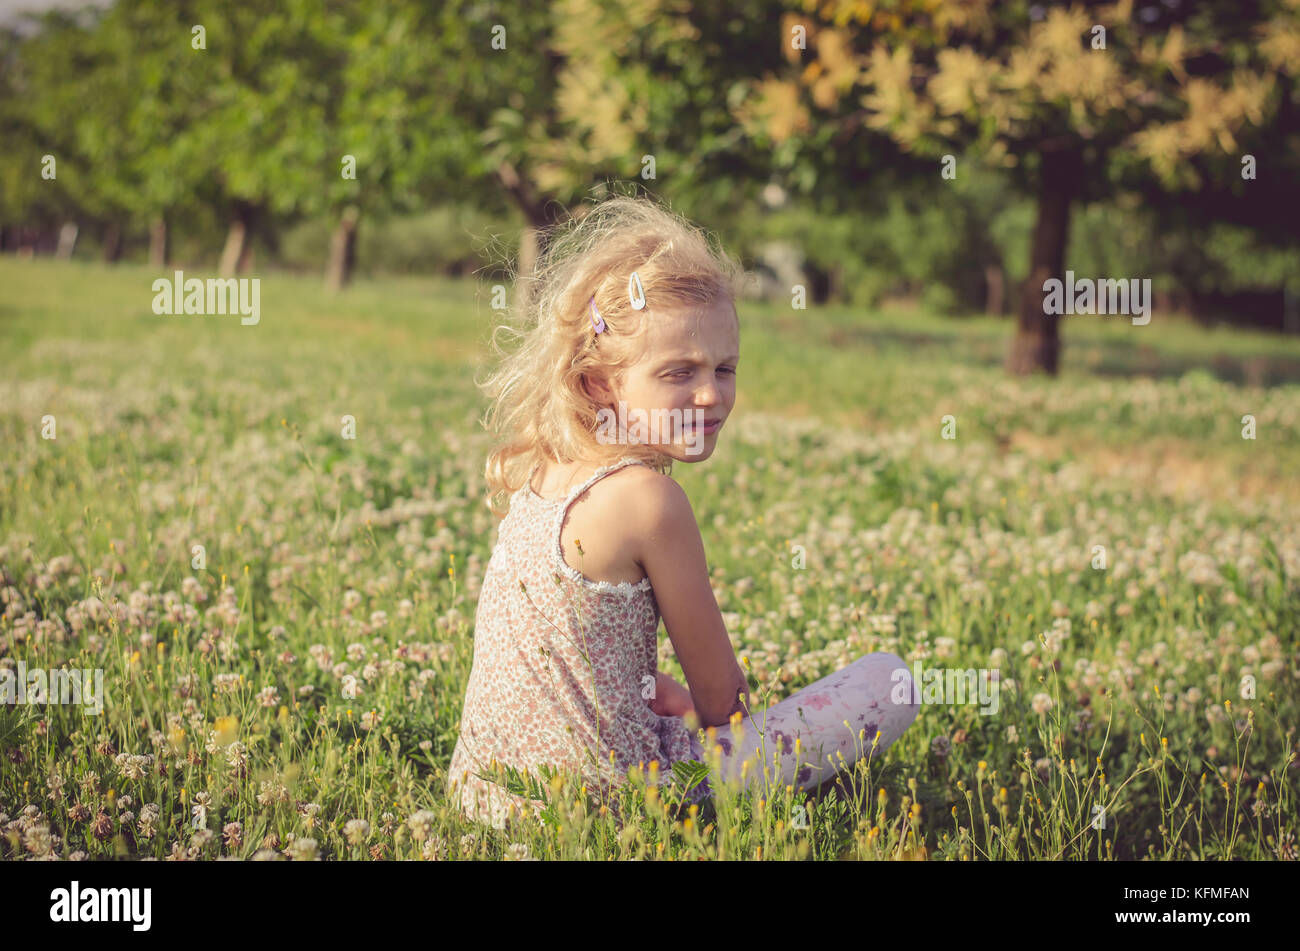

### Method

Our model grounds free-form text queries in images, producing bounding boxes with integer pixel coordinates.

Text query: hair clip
[589,297,606,334]
[628,271,646,310]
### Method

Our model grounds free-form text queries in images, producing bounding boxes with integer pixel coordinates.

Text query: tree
[0,10,118,258]
[739,0,1297,374]
[0,3,224,266]
[434,0,796,311]
[306,2,457,291]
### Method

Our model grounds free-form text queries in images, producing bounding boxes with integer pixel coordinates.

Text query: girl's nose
[694,378,724,405]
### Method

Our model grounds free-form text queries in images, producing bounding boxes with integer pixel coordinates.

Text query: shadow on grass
[820,324,1300,387]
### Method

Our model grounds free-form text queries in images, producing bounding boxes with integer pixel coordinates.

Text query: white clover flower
[24,824,53,856]
[225,741,248,774]
[286,837,319,861]
[407,810,435,842]
[1273,830,1296,861]
[343,819,370,846]
[213,672,241,694]
[1031,692,1054,715]
[118,754,154,781]
[504,842,534,861]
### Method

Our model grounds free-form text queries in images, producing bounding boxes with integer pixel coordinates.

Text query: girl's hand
[648,671,695,719]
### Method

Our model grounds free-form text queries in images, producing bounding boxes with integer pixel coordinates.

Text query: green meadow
[1,256,1297,860]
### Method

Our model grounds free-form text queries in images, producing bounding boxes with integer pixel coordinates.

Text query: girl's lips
[682,418,722,434]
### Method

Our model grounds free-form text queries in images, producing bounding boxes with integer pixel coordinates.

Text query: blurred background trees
[1,0,1296,372]
[739,0,1299,372]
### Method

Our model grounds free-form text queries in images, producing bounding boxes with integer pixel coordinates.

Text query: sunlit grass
[1,257,1296,860]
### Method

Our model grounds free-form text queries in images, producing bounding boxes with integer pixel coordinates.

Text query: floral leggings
[685,652,920,798]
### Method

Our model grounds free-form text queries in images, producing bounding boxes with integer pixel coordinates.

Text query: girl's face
[588,296,739,463]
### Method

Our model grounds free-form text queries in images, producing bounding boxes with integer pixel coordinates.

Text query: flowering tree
[737,0,1298,374]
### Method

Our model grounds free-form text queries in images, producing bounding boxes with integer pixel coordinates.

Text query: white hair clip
[628,271,646,310]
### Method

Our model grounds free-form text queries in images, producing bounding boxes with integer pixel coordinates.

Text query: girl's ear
[581,372,614,405]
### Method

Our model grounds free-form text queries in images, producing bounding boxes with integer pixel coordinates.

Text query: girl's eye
[670,367,736,379]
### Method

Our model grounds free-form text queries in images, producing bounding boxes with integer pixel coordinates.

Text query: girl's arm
[632,476,752,729]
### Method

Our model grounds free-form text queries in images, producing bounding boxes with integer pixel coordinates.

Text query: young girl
[446,196,920,830]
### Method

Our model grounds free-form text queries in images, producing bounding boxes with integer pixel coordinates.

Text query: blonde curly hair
[478,194,746,518]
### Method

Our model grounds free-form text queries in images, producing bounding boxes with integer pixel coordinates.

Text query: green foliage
[279,205,515,278]
[727,162,1029,313]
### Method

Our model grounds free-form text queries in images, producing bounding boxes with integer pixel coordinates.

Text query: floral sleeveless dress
[446,456,707,829]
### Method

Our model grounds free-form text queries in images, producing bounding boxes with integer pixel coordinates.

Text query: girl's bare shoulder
[561,464,677,584]
[596,463,683,514]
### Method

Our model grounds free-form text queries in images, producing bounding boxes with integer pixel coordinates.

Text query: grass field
[1,256,1297,860]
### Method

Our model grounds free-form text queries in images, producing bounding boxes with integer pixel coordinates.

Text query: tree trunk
[219,202,254,277]
[102,222,124,262]
[149,215,168,269]
[984,264,1004,316]
[325,206,359,293]
[237,238,254,274]
[495,160,578,316]
[516,225,540,314]
[55,222,78,260]
[1005,147,1080,375]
